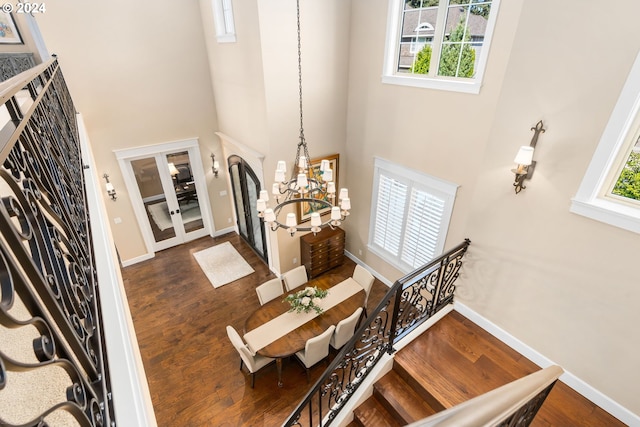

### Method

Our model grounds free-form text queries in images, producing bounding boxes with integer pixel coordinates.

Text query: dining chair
[330,307,363,351]
[226,325,275,388]
[353,264,375,316]
[294,325,335,382]
[255,278,283,306]
[282,265,308,292]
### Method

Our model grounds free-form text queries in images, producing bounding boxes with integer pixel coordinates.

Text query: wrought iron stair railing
[0,57,115,426]
[283,239,472,427]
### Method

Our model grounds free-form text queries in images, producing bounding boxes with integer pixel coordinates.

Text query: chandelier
[256,0,350,237]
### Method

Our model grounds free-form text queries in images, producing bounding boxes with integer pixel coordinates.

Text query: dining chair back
[294,325,336,382]
[255,278,283,306]
[330,307,363,350]
[282,265,308,292]
[226,325,274,388]
[353,265,375,315]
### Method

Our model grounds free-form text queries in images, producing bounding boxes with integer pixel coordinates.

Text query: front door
[228,155,267,262]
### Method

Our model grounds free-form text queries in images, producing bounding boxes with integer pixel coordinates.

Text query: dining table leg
[276,358,283,388]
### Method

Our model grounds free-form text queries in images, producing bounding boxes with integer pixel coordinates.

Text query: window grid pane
[373,174,408,256]
[401,188,445,268]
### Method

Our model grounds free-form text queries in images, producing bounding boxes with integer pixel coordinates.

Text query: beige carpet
[193,241,254,288]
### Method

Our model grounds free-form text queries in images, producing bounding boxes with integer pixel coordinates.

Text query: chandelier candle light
[256,0,351,237]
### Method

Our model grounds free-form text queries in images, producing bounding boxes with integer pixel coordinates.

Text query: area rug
[147,201,201,231]
[193,241,254,288]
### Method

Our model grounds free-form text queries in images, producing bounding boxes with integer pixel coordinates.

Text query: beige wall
[344,0,639,415]
[459,0,640,414]
[35,0,229,262]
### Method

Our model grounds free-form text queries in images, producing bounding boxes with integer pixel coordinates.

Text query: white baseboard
[345,250,394,288]
[121,252,155,267]
[454,301,640,427]
[212,226,235,237]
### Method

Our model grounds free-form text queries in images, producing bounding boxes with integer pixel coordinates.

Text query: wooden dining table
[244,273,365,387]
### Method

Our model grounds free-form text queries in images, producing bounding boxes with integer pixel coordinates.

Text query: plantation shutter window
[373,173,408,257]
[369,158,458,273]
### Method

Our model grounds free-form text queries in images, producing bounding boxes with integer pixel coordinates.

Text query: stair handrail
[0,56,117,425]
[283,239,471,427]
[405,365,564,427]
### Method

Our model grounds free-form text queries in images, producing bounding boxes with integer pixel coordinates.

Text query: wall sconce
[211,154,220,178]
[103,173,117,201]
[512,120,545,194]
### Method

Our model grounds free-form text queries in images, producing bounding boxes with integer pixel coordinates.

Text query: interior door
[228,155,267,262]
[131,150,209,251]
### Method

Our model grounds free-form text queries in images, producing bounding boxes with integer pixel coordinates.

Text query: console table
[300,226,345,278]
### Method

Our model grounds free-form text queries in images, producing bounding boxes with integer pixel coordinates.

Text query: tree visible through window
[612,145,640,201]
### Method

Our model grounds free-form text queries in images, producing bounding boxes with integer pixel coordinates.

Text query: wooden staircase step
[352,397,402,427]
[393,310,538,409]
[373,370,438,424]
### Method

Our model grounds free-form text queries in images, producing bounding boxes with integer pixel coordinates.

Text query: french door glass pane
[131,157,176,243]
[166,152,204,234]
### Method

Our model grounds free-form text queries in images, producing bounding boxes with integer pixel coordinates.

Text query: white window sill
[381,74,481,94]
[570,197,640,234]
[216,34,236,43]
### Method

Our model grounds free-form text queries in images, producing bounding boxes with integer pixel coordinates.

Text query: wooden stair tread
[374,370,438,424]
[352,397,402,427]
[393,311,536,408]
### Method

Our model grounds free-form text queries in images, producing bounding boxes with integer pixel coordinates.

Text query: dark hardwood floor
[120,233,389,426]
[121,233,625,426]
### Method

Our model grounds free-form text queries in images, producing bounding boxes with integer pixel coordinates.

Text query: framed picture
[297,153,339,223]
[0,13,22,44]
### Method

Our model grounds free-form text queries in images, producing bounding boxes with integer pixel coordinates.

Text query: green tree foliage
[438,18,475,77]
[408,0,490,18]
[612,151,640,200]
[411,45,432,74]
[408,0,438,8]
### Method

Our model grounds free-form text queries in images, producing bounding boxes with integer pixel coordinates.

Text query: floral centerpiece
[284,286,328,314]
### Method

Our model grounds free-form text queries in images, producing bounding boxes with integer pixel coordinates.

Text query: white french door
[116,139,213,253]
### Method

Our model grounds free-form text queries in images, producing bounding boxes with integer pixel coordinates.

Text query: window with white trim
[368,158,458,273]
[212,0,236,43]
[571,51,640,234]
[382,0,500,94]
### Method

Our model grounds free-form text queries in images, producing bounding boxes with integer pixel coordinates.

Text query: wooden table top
[244,274,365,359]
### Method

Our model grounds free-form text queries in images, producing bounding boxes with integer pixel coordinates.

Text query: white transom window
[212,0,236,43]
[382,0,501,94]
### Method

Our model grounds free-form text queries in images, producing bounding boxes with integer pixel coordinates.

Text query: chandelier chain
[297,0,305,146]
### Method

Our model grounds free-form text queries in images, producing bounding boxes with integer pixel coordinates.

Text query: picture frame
[297,153,340,223]
[0,13,22,44]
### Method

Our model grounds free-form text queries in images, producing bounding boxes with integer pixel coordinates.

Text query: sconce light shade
[211,154,220,178]
[168,162,179,176]
[511,120,545,194]
[514,146,534,165]
[103,173,117,201]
